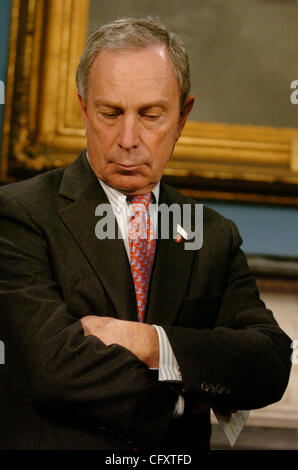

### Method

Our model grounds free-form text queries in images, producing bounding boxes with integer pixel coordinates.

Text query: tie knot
[129,193,152,212]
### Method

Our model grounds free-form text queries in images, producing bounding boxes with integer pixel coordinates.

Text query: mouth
[114,163,143,171]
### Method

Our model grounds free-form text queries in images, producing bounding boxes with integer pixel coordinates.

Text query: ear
[176,95,195,141]
[77,92,88,121]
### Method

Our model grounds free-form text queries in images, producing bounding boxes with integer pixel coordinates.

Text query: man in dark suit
[0,17,292,450]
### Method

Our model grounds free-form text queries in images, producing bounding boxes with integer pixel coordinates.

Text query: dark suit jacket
[0,151,291,450]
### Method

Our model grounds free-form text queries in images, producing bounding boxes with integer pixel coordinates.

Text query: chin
[110,174,155,195]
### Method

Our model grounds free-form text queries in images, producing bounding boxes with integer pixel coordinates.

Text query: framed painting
[1,0,298,205]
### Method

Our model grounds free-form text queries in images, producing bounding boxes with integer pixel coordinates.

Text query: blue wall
[204,200,298,257]
[0,0,297,258]
[0,0,12,155]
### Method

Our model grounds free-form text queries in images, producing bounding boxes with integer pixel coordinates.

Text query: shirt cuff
[152,324,182,382]
[152,325,184,418]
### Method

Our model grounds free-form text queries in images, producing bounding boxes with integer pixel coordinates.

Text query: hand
[80,315,159,368]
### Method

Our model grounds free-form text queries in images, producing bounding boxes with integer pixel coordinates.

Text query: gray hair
[76,16,191,108]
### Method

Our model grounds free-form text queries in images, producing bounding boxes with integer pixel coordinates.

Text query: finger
[80,316,94,334]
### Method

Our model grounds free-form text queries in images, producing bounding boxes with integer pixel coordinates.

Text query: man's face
[78,44,194,195]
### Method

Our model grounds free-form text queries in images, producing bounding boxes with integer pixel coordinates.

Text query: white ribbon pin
[176,224,188,241]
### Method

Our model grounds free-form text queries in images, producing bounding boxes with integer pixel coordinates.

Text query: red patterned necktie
[128,193,156,322]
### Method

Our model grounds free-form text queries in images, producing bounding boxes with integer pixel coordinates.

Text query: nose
[118,115,140,151]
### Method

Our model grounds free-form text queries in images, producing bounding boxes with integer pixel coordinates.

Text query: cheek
[86,118,116,151]
[150,127,177,166]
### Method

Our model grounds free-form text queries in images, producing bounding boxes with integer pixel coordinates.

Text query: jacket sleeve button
[201,381,209,392]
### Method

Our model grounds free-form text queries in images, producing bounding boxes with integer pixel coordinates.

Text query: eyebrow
[94,99,169,110]
[94,100,119,109]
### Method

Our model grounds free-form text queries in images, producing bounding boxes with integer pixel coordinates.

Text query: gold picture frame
[2,0,298,205]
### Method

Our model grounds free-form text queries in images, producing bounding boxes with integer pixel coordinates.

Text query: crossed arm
[80,316,212,416]
[80,315,160,368]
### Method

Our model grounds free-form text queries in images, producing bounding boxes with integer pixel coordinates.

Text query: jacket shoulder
[162,181,233,226]
[0,167,64,200]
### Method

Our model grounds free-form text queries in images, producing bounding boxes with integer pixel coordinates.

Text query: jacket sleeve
[163,220,292,411]
[0,189,176,447]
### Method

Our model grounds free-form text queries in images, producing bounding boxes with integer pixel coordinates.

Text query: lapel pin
[174,234,182,243]
[176,224,188,240]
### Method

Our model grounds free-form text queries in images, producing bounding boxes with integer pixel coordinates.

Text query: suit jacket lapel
[146,180,197,326]
[57,151,138,321]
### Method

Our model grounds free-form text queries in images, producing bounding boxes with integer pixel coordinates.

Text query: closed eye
[141,110,163,120]
[140,105,165,121]
[102,112,121,118]
[143,114,159,120]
